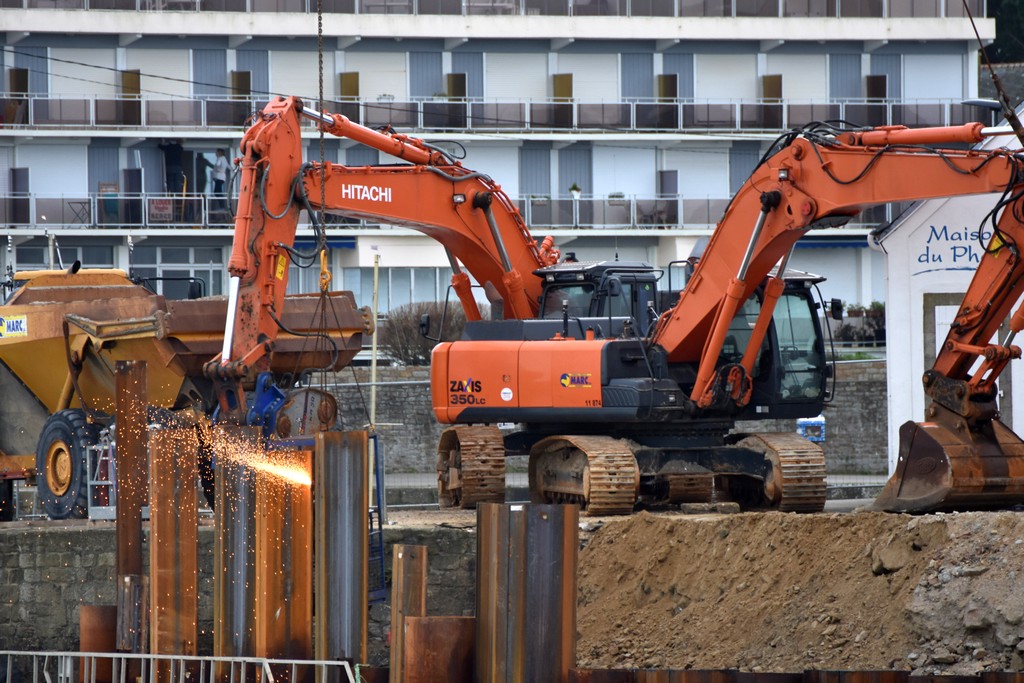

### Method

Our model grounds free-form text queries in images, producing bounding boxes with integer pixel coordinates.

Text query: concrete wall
[0,522,476,667]
[338,359,889,478]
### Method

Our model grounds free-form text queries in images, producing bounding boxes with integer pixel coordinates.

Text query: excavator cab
[536,260,661,336]
[741,274,835,419]
[734,272,831,421]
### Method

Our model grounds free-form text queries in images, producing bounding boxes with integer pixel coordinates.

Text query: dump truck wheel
[0,480,13,522]
[35,409,99,520]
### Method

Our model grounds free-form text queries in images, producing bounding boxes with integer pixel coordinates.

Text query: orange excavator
[203,95,559,425]
[219,95,1024,515]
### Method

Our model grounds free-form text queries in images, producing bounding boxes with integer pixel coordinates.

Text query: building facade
[0,0,994,313]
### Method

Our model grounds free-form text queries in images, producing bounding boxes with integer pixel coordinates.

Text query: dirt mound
[576,510,1024,675]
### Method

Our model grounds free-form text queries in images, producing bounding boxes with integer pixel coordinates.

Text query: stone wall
[0,523,121,655]
[332,359,889,477]
[0,521,476,668]
[332,366,442,474]
[822,360,888,474]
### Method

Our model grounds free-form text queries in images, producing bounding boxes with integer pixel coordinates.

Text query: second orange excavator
[227,96,1024,515]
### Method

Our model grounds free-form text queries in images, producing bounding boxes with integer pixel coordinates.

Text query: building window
[342,267,390,311]
[413,267,438,302]
[340,266,461,312]
[16,244,115,270]
[390,268,413,309]
[132,245,224,299]
[287,262,323,295]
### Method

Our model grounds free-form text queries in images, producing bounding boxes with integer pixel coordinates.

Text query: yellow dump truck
[0,265,372,520]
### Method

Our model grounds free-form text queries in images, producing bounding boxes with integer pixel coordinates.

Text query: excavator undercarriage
[436,425,827,517]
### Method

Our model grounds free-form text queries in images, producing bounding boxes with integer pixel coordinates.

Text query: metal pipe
[477,195,513,273]
[388,544,428,682]
[443,248,483,321]
[982,125,1017,137]
[371,254,379,428]
[254,444,313,669]
[775,244,795,279]
[213,427,259,666]
[1001,300,1024,348]
[315,431,369,669]
[476,503,578,683]
[737,191,781,282]
[300,105,335,128]
[298,103,437,166]
[445,248,462,275]
[737,213,767,280]
[371,255,382,521]
[148,426,198,666]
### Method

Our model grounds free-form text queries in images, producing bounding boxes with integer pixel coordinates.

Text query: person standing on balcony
[194,153,211,195]
[158,139,185,195]
[212,148,229,219]
[192,152,212,224]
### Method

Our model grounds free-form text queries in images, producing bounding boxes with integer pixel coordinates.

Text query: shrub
[378,301,483,366]
[834,322,867,343]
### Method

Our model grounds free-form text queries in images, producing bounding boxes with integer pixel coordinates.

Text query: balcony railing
[0,191,893,231]
[0,0,985,17]
[0,94,1001,135]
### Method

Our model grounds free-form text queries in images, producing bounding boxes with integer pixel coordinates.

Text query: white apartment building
[0,0,994,313]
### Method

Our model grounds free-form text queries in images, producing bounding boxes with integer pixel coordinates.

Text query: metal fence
[0,0,987,19]
[0,650,360,683]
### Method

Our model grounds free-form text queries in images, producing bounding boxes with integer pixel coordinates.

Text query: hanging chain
[316,0,331,388]
[317,0,327,235]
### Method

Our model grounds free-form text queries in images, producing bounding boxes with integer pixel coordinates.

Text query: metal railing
[0,650,359,683]
[1,192,237,230]
[0,0,986,18]
[0,94,1001,135]
[0,191,897,230]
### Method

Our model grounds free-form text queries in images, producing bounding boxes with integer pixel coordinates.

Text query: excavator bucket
[872,418,1024,512]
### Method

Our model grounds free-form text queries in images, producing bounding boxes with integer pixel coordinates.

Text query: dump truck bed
[0,268,371,457]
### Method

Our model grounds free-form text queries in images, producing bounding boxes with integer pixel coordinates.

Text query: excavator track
[529,435,640,516]
[738,432,827,512]
[436,425,506,509]
[664,471,715,504]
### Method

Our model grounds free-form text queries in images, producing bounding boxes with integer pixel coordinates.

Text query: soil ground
[574,509,1024,675]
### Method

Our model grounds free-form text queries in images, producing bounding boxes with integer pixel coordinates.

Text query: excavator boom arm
[644,120,1024,513]
[206,96,559,420]
[651,126,1024,411]
[298,162,552,319]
